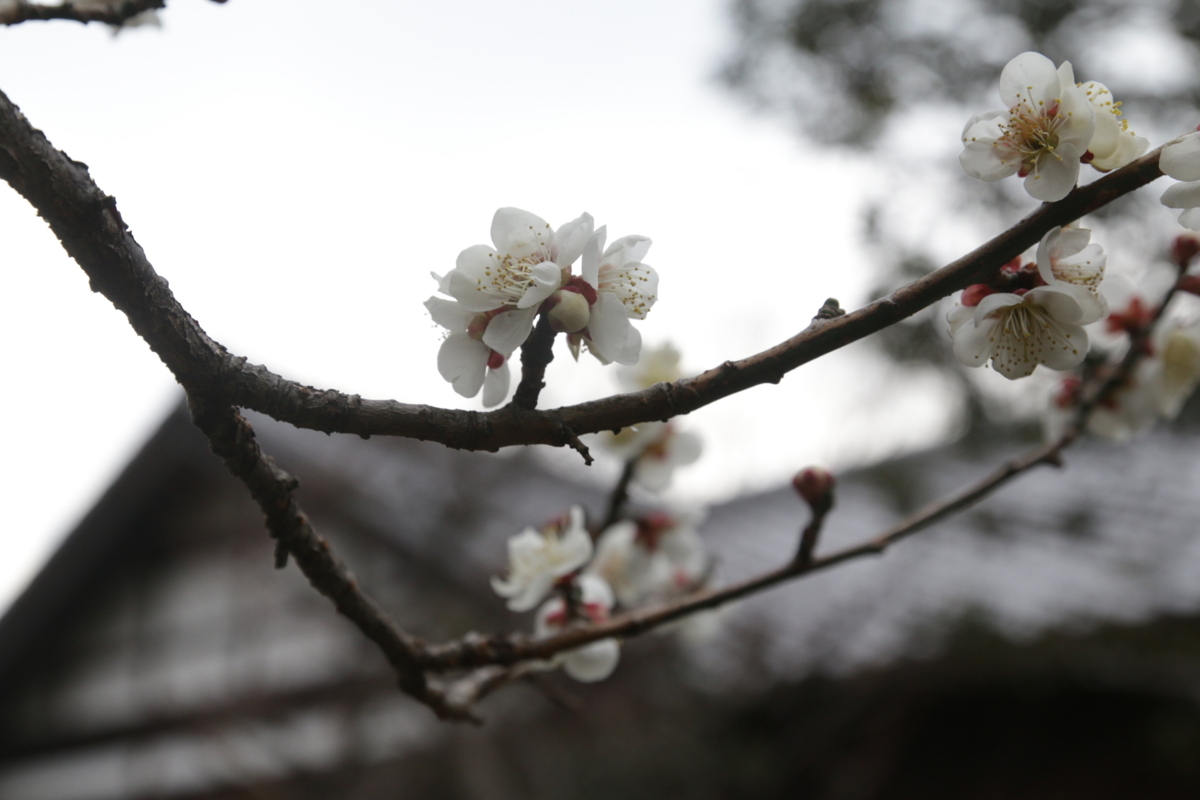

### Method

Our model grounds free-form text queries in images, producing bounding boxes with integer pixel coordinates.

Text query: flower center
[997,302,1047,340]
[1002,100,1064,176]
[480,250,547,303]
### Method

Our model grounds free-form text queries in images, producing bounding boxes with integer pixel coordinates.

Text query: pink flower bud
[1173,234,1200,270]
[792,467,835,511]
[546,289,591,333]
[487,350,505,370]
[961,284,995,307]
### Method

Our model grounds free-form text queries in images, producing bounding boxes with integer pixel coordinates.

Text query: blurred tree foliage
[723,0,1200,148]
[721,0,1200,429]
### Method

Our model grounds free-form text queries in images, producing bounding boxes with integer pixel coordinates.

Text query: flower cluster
[1159,132,1200,231]
[491,502,710,683]
[949,225,1107,378]
[426,208,658,406]
[1047,264,1200,440]
[960,52,1147,202]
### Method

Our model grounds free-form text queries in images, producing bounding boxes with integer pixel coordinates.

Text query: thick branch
[1,0,166,26]
[184,394,476,722]
[0,85,1170,454]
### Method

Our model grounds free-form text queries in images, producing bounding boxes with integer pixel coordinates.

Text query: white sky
[0,0,958,612]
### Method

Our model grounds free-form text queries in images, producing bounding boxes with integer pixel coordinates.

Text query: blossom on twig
[491,506,592,612]
[589,509,708,608]
[959,52,1095,202]
[1079,81,1147,172]
[603,421,702,492]
[1159,133,1200,231]
[1036,224,1108,321]
[950,227,1107,379]
[534,574,621,682]
[424,296,511,407]
[564,228,659,365]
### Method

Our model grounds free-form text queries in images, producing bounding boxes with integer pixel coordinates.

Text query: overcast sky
[0,0,962,612]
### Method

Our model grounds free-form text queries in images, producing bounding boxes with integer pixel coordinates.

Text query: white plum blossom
[960,52,1095,202]
[1148,319,1200,418]
[1159,135,1200,231]
[564,228,659,365]
[491,506,592,612]
[949,287,1093,379]
[602,421,703,492]
[588,510,708,608]
[1047,319,1200,441]
[1079,81,1147,172]
[950,228,1108,379]
[440,208,592,358]
[618,341,683,391]
[1036,224,1108,321]
[534,574,620,683]
[424,296,510,407]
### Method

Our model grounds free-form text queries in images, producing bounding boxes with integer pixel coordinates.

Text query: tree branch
[184,393,478,722]
[0,85,1171,455]
[1,0,167,27]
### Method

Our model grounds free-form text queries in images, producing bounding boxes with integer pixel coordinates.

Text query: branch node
[814,297,845,320]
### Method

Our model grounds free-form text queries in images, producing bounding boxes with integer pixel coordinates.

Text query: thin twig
[418,437,1068,671]
[511,313,557,409]
[599,459,637,532]
[795,503,831,567]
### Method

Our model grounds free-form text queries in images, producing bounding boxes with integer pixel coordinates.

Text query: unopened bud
[1172,234,1200,269]
[487,350,505,370]
[546,289,591,333]
[961,284,995,307]
[792,467,835,512]
[1178,274,1200,297]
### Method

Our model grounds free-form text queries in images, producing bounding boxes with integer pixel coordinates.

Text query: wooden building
[2,404,1200,798]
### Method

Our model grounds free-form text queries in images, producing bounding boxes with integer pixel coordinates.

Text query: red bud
[961,284,995,307]
[1178,274,1200,297]
[1172,234,1200,269]
[792,467,835,511]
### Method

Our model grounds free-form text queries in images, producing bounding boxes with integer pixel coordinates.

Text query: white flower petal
[974,292,1023,322]
[1161,180,1200,209]
[586,293,633,363]
[437,333,489,398]
[562,639,620,683]
[483,306,538,357]
[491,207,552,257]
[447,268,507,313]
[1161,133,1200,182]
[1180,207,1200,231]
[515,261,564,309]
[482,362,510,408]
[999,52,1059,110]
[552,212,594,268]
[614,322,642,366]
[581,227,605,288]
[424,296,472,331]
[952,317,995,368]
[1024,151,1081,202]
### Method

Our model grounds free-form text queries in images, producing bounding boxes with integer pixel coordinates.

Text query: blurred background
[4,0,1200,797]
